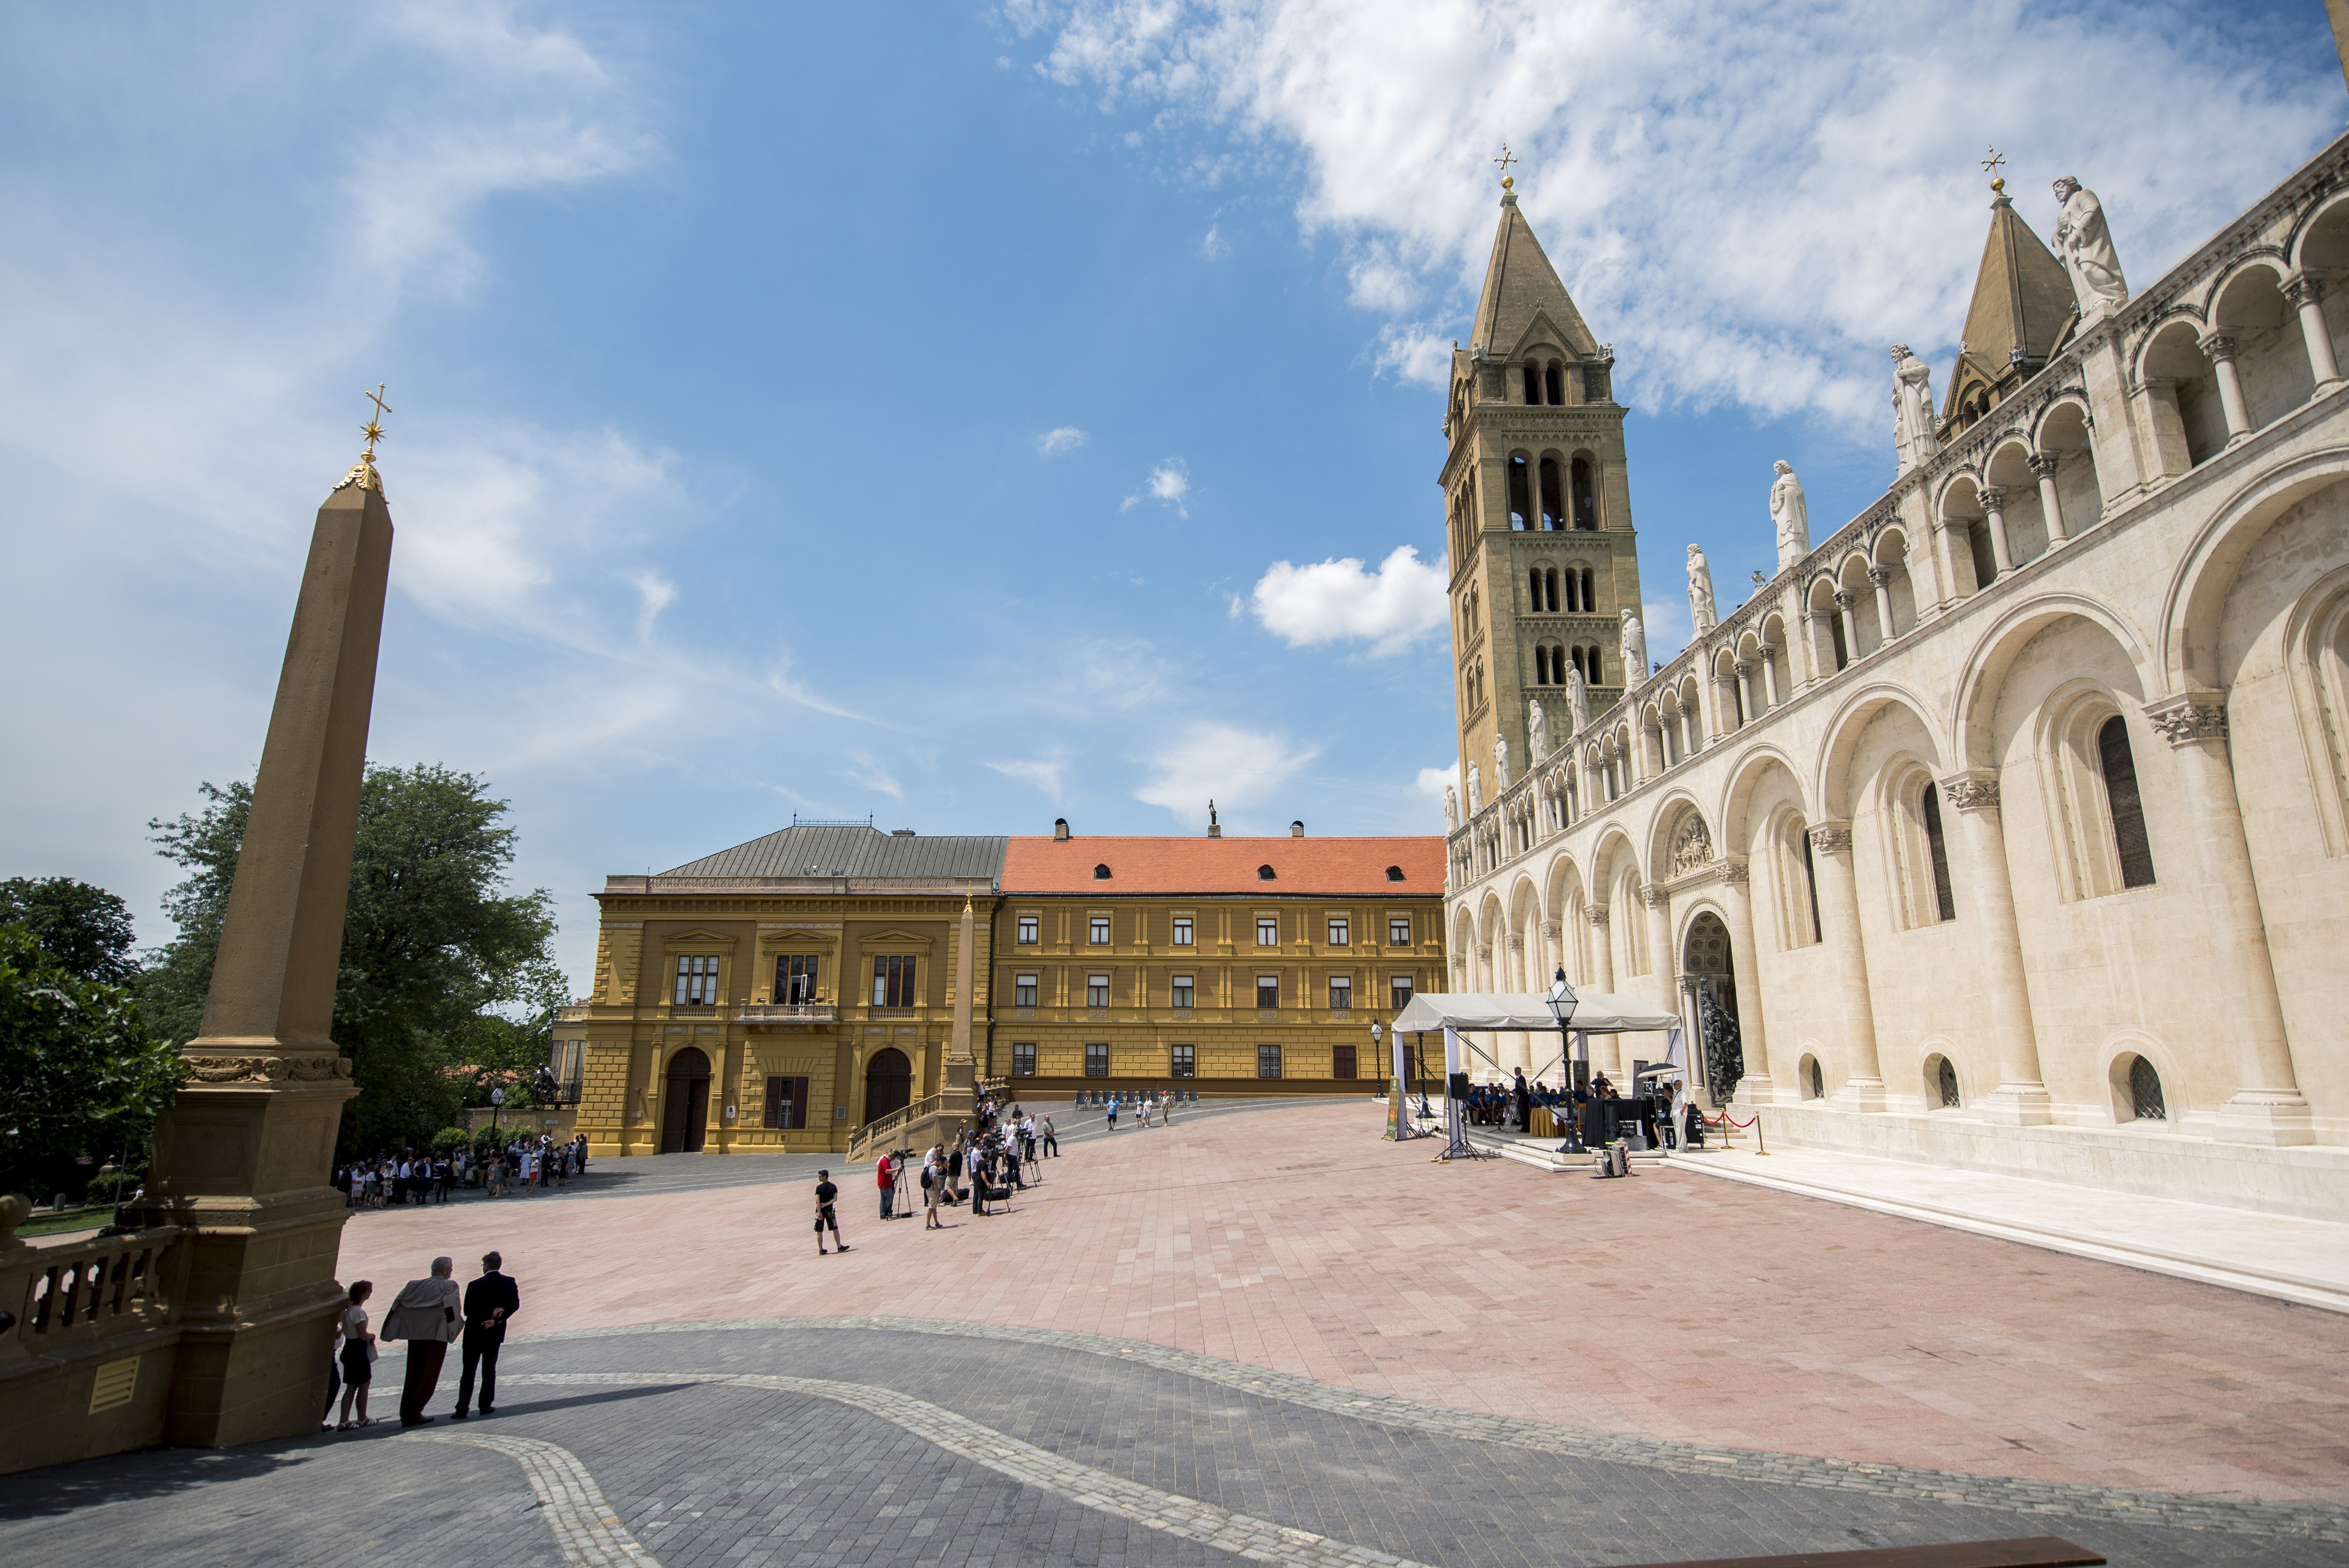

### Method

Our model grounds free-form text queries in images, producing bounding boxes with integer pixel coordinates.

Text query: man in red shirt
[876,1151,896,1220]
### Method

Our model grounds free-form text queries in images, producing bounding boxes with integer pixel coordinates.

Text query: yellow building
[991,819,1446,1096]
[559,823,1006,1156]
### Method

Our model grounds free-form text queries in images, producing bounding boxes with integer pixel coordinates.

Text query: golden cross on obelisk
[1493,143,1518,189]
[1980,146,2006,192]
[361,382,392,458]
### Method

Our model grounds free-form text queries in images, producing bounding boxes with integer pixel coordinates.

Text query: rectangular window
[1171,974,1194,1010]
[1256,974,1279,1010]
[1170,1044,1196,1078]
[675,954,719,1006]
[762,1074,809,1130]
[1012,1042,1036,1076]
[1328,975,1353,1011]
[1017,914,1040,945]
[871,955,917,1008]
[1257,1044,1283,1079]
[1328,917,1350,946]
[1014,973,1037,1007]
[1090,916,1111,945]
[1172,916,1193,946]
[1390,974,1414,1012]
[1257,917,1279,946]
[775,954,819,1003]
[1333,1044,1357,1079]
[1389,917,1413,946]
[1087,973,1110,1008]
[1085,1043,1109,1077]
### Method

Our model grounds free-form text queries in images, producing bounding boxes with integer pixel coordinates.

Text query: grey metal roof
[661,826,1008,881]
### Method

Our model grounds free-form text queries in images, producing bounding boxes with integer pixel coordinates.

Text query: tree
[0,876,140,984]
[144,764,565,1153]
[0,925,183,1198]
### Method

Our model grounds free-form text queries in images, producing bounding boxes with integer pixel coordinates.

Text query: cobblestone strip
[403,1430,665,1568]
[509,1372,1436,1568]
[520,1315,2349,1544]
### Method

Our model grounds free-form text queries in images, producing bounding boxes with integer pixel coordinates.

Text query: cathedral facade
[1441,137,2349,1222]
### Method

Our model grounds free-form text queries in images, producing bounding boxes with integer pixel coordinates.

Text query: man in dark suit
[451,1250,519,1419]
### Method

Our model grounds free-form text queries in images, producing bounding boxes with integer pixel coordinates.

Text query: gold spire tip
[1493,143,1517,189]
[1980,146,2007,193]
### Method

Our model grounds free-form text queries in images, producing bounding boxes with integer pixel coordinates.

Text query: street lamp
[490,1084,505,1135]
[1546,967,1585,1152]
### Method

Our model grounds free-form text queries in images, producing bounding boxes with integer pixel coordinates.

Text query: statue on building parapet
[1566,662,1590,730]
[1891,345,1941,474]
[1443,784,1459,831]
[1770,460,1810,571]
[1686,543,1718,635]
[2052,176,2128,322]
[1467,763,1483,813]
[1493,732,1511,788]
[1620,609,1648,684]
[1528,699,1550,762]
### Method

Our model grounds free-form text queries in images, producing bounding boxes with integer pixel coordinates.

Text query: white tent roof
[1389,991,1681,1035]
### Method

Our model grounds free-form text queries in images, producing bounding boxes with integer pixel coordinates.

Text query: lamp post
[490,1084,505,1135]
[1546,967,1585,1153]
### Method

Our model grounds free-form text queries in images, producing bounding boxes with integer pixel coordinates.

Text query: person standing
[946,1140,965,1205]
[1513,1068,1533,1137]
[877,1151,896,1221]
[383,1258,461,1427]
[452,1250,519,1419]
[814,1169,848,1254]
[336,1280,377,1429]
[1105,1095,1119,1132]
[921,1148,943,1228]
[1040,1114,1057,1158]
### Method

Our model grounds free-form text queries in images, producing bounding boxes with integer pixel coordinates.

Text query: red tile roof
[1001,835,1445,896]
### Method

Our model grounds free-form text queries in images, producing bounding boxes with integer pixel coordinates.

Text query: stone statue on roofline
[1443,784,1459,831]
[1890,345,1941,474]
[1467,763,1483,813]
[1493,732,1511,788]
[1528,699,1550,761]
[1770,460,1810,572]
[1566,662,1590,730]
[1686,543,1717,635]
[1619,609,1648,684]
[2052,176,2128,321]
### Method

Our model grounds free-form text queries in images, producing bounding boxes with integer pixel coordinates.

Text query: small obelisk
[135,392,395,1448]
[944,894,978,1108]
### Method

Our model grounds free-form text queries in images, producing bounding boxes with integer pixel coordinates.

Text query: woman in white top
[337,1280,378,1429]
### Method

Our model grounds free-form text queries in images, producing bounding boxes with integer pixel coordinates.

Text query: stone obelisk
[943,894,979,1115]
[131,416,395,1447]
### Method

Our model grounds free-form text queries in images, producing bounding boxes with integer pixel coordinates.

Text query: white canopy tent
[1384,991,1688,1145]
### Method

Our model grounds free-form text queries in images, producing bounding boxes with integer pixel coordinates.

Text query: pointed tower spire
[1942,158,2078,431]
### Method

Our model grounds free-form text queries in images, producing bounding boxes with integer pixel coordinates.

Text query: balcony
[737,1001,837,1025]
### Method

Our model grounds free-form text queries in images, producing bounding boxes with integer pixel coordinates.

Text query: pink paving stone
[337,1099,2349,1506]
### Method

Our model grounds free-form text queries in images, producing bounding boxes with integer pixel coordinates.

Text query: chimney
[1053,817,1070,842]
[1290,820,1305,837]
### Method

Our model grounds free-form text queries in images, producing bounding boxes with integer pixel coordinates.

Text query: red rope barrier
[1717,1113,1757,1129]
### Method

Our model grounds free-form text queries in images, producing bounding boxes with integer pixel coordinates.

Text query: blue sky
[2,1,2340,992]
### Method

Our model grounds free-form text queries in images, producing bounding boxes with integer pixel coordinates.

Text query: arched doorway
[864,1047,911,1123]
[660,1047,711,1154]
[1682,911,1741,1103]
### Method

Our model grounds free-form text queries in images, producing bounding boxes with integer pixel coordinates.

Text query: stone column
[1681,703,1700,758]
[1732,660,1755,728]
[1869,568,1896,643]
[2199,332,2254,443]
[1717,861,1776,1102]
[1757,643,1780,706]
[1807,823,1885,1110]
[1642,885,1677,1022]
[1585,906,1618,1079]
[1979,487,2014,577]
[2029,453,2069,547]
[2286,272,2344,394]
[2145,693,2313,1144]
[1834,592,1860,666]
[132,466,386,1449]
[1938,772,2052,1123]
[1799,612,1826,687]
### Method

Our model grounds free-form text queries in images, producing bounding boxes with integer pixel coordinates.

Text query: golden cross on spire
[360,382,392,458]
[1980,146,2006,192]
[1493,143,1518,190]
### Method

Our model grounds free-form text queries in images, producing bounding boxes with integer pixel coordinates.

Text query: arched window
[1545,568,1561,611]
[1538,458,1562,529]
[1522,364,1541,404]
[1830,607,1850,671]
[1564,569,1581,612]
[1570,458,1597,529]
[2128,1055,2167,1120]
[1093,863,1112,880]
[1586,646,1603,684]
[1805,1055,1825,1100]
[1535,646,1552,685]
[1921,782,1956,922]
[1936,1055,1961,1108]
[2098,716,2156,889]
[1800,826,1823,943]
[1385,865,1406,881]
[1507,456,1531,529]
[1581,566,1596,608]
[1545,362,1564,405]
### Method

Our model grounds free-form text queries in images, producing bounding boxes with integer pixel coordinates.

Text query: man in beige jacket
[384,1256,462,1426]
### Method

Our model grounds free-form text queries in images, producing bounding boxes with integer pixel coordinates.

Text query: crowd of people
[850,1100,1058,1247]
[335,1133,588,1208]
[1096,1087,1178,1130]
[327,1249,520,1431]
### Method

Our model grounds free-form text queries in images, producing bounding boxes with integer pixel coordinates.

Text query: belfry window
[1580,566,1596,608]
[1538,457,1562,529]
[2098,717,2157,889]
[1544,362,1564,405]
[1571,458,1597,529]
[1522,364,1541,404]
[1507,456,1531,529]
[1536,646,1553,685]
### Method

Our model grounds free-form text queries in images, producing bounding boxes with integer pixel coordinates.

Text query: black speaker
[1448,1072,1472,1099]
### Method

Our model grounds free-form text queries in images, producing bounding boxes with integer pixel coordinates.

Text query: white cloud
[1036,425,1089,454]
[1134,722,1318,828]
[986,753,1070,800]
[1415,762,1458,801]
[631,569,676,642]
[1124,456,1191,516]
[842,749,905,800]
[1250,544,1447,656]
[1201,222,1230,259]
[1369,322,1454,386]
[1028,0,2341,439]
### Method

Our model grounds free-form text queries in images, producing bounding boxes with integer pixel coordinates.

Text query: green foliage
[430,1126,469,1153]
[86,1168,144,1205]
[0,926,183,1197]
[0,876,141,985]
[143,763,566,1154]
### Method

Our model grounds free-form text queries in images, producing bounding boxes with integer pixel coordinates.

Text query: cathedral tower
[1442,175,1644,806]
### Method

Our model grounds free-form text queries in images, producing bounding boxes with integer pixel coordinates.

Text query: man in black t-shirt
[813,1170,848,1255]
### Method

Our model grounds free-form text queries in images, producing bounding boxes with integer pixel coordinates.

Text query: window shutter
[791,1076,811,1130]
[764,1077,785,1130]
